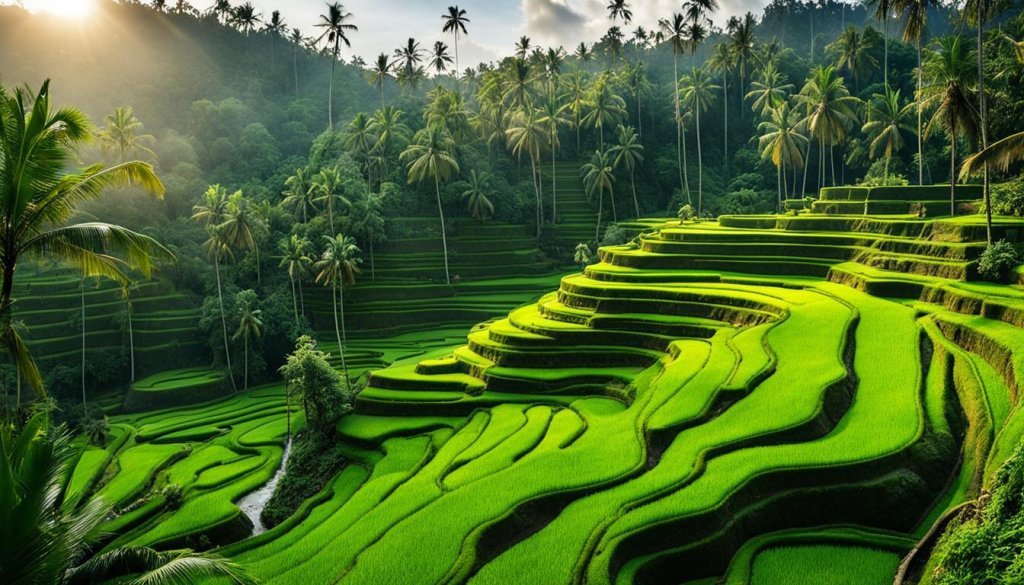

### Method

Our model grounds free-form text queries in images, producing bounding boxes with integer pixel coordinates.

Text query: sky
[241,0,771,68]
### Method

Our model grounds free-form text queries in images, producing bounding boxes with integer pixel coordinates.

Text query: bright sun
[21,0,96,19]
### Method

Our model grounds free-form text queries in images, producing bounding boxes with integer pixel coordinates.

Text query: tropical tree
[315,2,358,129]
[564,70,589,154]
[344,112,376,189]
[462,170,495,221]
[515,36,532,60]
[538,99,568,222]
[314,234,361,388]
[746,62,793,117]
[230,2,261,38]
[442,6,470,73]
[729,12,757,100]
[311,166,351,236]
[368,53,393,108]
[797,65,860,189]
[893,0,939,185]
[282,166,318,222]
[120,283,137,381]
[680,66,719,214]
[279,235,311,326]
[758,102,808,209]
[607,0,632,24]
[220,190,264,284]
[289,27,305,97]
[581,149,615,241]
[921,35,978,216]
[659,13,689,200]
[369,105,412,158]
[708,41,734,174]
[95,107,156,162]
[0,81,170,396]
[866,0,893,87]
[212,0,232,24]
[826,26,877,93]
[574,242,593,268]
[401,126,460,284]
[350,192,386,280]
[232,290,263,391]
[192,186,238,392]
[506,108,547,236]
[862,88,915,182]
[430,41,454,77]
[582,73,627,150]
[0,415,256,585]
[264,10,287,69]
[609,124,644,217]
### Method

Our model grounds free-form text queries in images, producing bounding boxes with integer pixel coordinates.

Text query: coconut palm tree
[0,81,171,396]
[350,192,385,281]
[729,13,757,102]
[344,112,376,188]
[442,6,470,73]
[395,37,425,82]
[867,0,894,87]
[826,26,878,94]
[264,10,287,69]
[564,70,589,154]
[607,0,632,24]
[279,235,311,325]
[220,190,264,284]
[95,107,156,163]
[960,130,1024,182]
[315,2,358,130]
[430,42,454,77]
[582,73,627,150]
[370,106,412,158]
[623,61,650,137]
[746,62,794,117]
[708,42,734,175]
[863,88,915,182]
[1,415,256,585]
[401,126,460,284]
[119,283,136,382]
[538,99,569,222]
[289,28,305,97]
[581,149,615,241]
[463,170,495,221]
[230,2,261,38]
[506,108,548,236]
[515,36,532,60]
[311,166,351,236]
[758,103,808,209]
[609,125,644,217]
[892,0,939,185]
[921,35,978,216]
[659,13,690,200]
[797,65,860,189]
[575,42,594,68]
[680,66,719,215]
[192,185,238,392]
[368,53,393,109]
[315,234,361,388]
[282,167,318,222]
[574,243,593,268]
[232,291,262,391]
[212,0,232,24]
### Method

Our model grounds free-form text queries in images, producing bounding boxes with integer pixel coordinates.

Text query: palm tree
[232,291,263,391]
[95,107,156,163]
[120,283,136,382]
[623,61,650,137]
[442,6,470,73]
[826,26,877,93]
[279,235,311,325]
[867,0,893,87]
[581,149,615,241]
[463,170,495,221]
[368,53,393,109]
[312,166,352,236]
[0,81,170,396]
[369,106,412,168]
[401,126,460,284]
[564,70,589,155]
[538,99,568,223]
[575,42,594,68]
[430,41,454,77]
[515,36,532,60]
[758,103,809,209]
[315,2,358,130]
[680,66,719,215]
[507,108,548,235]
[395,38,425,83]
[609,125,644,217]
[921,35,978,216]
[192,187,238,392]
[893,0,939,185]
[963,0,1002,243]
[607,0,633,24]
[264,10,287,69]
[863,88,915,182]
[220,190,264,284]
[1,415,255,585]
[708,42,734,176]
[746,62,793,117]
[289,28,305,97]
[729,13,757,102]
[344,112,376,188]
[212,0,232,24]
[230,2,261,38]
[659,13,689,200]
[960,130,1024,179]
[315,234,361,389]
[583,73,627,150]
[797,65,860,189]
[282,167,318,222]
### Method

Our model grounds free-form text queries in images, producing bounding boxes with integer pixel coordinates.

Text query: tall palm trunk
[917,36,924,185]
[531,156,541,237]
[328,45,338,129]
[243,334,248,391]
[298,277,306,317]
[290,276,299,325]
[435,176,451,284]
[883,16,889,88]
[339,281,347,345]
[696,106,704,215]
[331,281,351,391]
[551,132,558,224]
[127,297,135,382]
[977,3,992,244]
[630,167,639,217]
[723,73,729,183]
[595,185,604,242]
[370,239,376,281]
[776,161,783,213]
[950,123,957,216]
[681,118,691,203]
[294,46,300,98]
[80,279,86,409]
[214,255,238,392]
[674,53,688,203]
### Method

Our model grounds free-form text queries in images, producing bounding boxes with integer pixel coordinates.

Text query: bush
[260,431,347,528]
[601,225,628,246]
[677,204,695,223]
[977,240,1021,283]
[860,159,909,186]
[162,483,184,510]
[990,177,1024,217]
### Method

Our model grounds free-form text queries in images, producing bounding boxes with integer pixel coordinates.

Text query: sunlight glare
[22,0,96,19]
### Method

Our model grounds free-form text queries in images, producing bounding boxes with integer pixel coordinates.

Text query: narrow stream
[238,439,292,536]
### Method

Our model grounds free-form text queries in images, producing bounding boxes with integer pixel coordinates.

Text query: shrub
[162,483,184,510]
[677,204,695,224]
[601,225,628,246]
[977,240,1021,283]
[260,431,347,528]
[990,177,1024,217]
[860,159,909,186]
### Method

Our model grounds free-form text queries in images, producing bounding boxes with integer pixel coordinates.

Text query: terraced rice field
[67,209,1024,583]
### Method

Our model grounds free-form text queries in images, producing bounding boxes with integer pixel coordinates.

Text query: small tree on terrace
[280,335,353,436]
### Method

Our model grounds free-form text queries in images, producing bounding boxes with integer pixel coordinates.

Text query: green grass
[749,545,902,585]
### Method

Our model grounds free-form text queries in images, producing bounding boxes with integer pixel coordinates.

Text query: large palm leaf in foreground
[0,80,173,396]
[0,415,255,585]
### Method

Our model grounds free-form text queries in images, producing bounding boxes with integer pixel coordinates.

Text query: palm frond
[960,131,1024,179]
[24,223,175,281]
[28,161,164,228]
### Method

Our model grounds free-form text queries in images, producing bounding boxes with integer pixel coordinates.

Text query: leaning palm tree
[679,66,719,215]
[862,88,915,182]
[282,167,318,222]
[311,166,352,236]
[581,149,616,242]
[462,170,495,221]
[920,35,978,216]
[609,125,644,217]
[314,234,361,389]
[279,235,311,325]
[0,81,171,397]
[95,106,156,163]
[758,103,809,209]
[368,53,393,109]
[1,415,256,585]
[315,2,358,129]
[232,291,263,391]
[442,6,470,73]
[401,126,460,284]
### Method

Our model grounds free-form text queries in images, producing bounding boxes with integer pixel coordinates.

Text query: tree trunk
[81,279,86,409]
[674,52,687,202]
[290,276,299,326]
[243,334,248,391]
[631,168,639,217]
[777,161,782,213]
[681,118,691,203]
[723,73,729,183]
[332,281,351,391]
[696,106,703,215]
[595,185,604,242]
[339,280,347,345]
[950,126,957,217]
[917,36,924,185]
[370,239,376,282]
[977,5,991,244]
[436,176,451,284]
[297,277,305,319]
[215,255,238,392]
[328,46,338,130]
[551,133,557,224]
[127,296,135,382]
